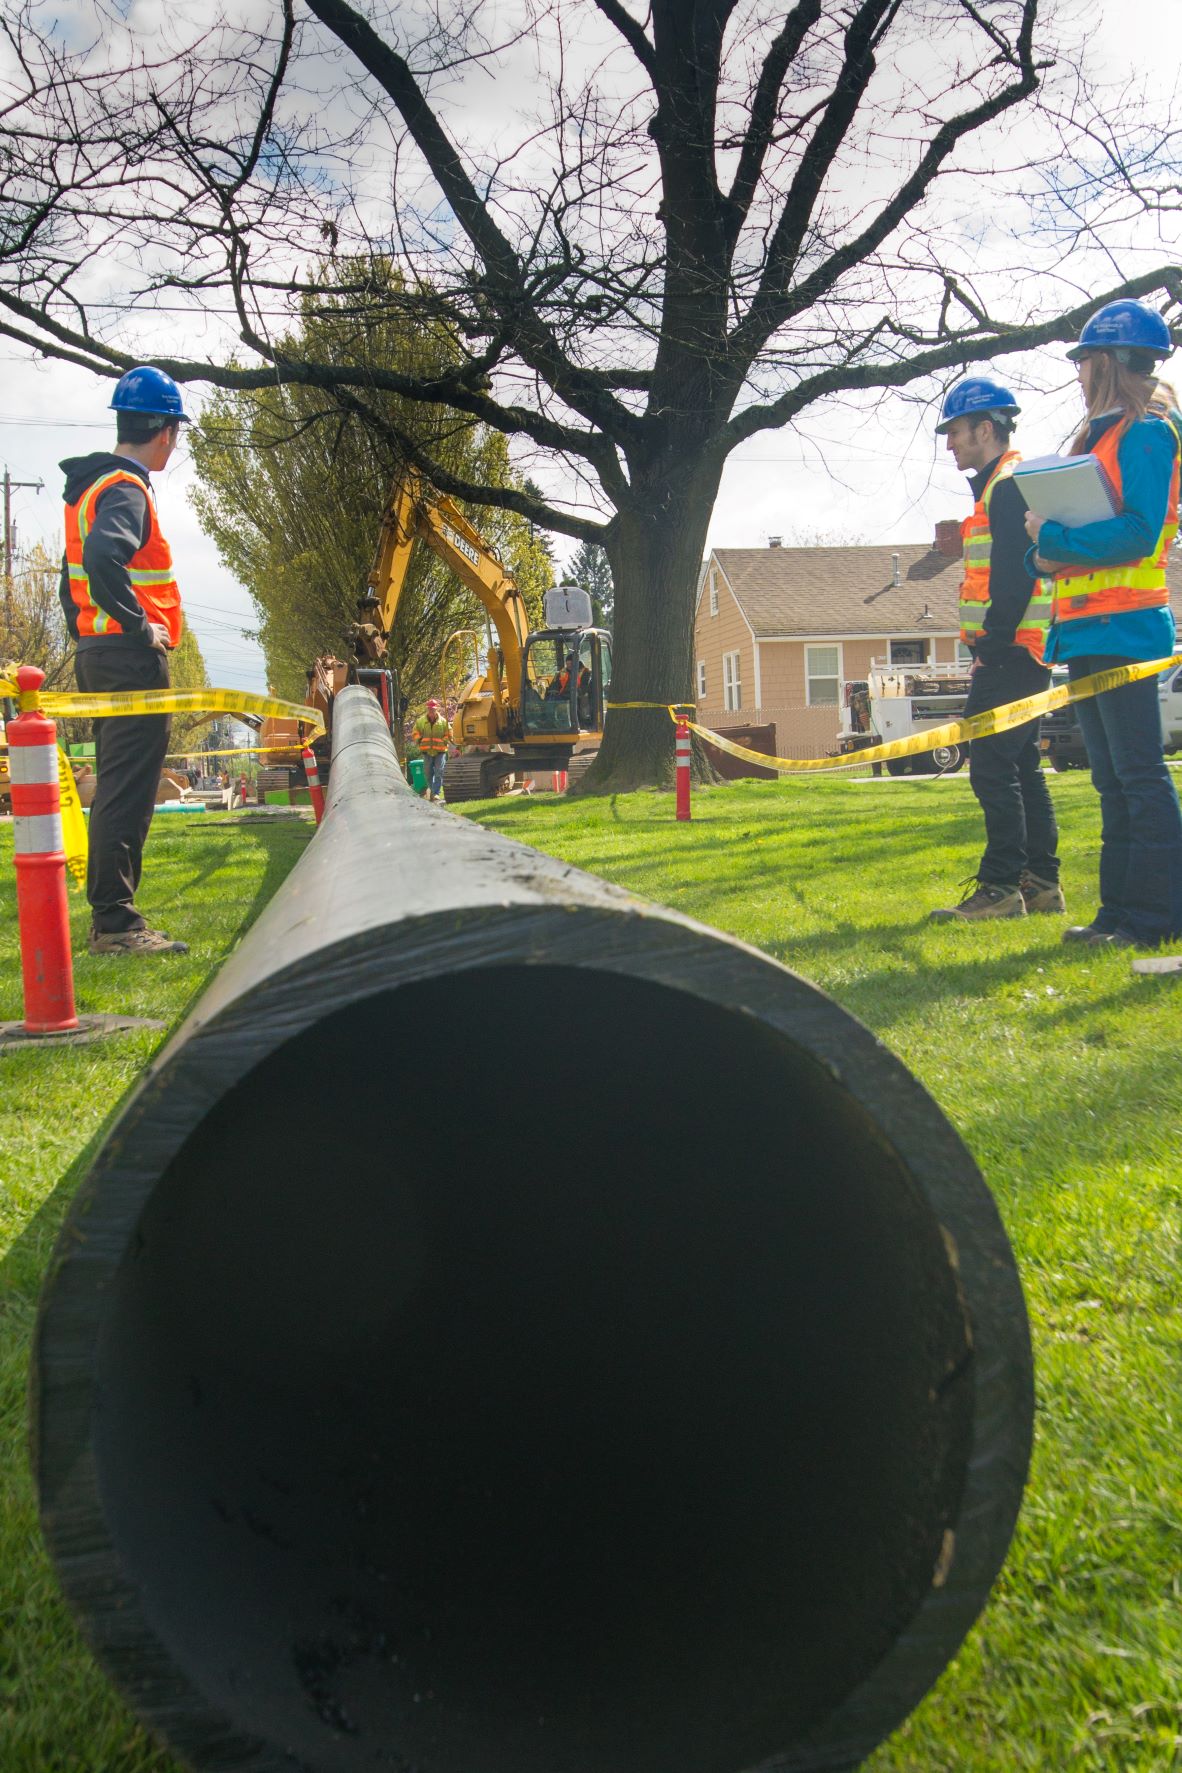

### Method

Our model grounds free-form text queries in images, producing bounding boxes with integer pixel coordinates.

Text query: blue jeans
[1069,655,1182,943]
[427,753,446,798]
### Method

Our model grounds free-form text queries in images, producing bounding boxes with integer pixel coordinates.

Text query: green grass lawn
[1,812,313,1772]
[3,774,1181,1769]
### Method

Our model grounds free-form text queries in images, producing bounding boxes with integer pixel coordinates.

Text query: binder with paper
[1010,454,1120,528]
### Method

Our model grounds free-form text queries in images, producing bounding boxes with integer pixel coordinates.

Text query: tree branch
[329,387,610,544]
[734,0,896,353]
[723,0,823,245]
[301,0,643,443]
[592,0,655,76]
[723,267,1182,449]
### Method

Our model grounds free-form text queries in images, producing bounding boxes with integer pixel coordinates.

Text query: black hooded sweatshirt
[58,453,155,647]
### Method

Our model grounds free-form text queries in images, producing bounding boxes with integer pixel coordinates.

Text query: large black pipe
[33,687,1032,1773]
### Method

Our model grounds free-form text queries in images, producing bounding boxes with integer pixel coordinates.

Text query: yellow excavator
[297,468,612,801]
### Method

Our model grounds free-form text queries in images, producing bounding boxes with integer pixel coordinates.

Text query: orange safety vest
[414,716,450,754]
[1048,415,1179,625]
[64,469,183,645]
[959,450,1050,664]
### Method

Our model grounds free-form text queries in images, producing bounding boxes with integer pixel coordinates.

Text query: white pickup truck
[836,658,974,776]
[1041,657,1182,770]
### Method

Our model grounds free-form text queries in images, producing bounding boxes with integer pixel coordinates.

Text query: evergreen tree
[189,265,553,705]
[567,541,614,628]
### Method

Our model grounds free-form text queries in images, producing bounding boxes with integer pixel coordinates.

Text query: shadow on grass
[165,824,310,945]
[759,927,1072,1029]
[958,1048,1182,1181]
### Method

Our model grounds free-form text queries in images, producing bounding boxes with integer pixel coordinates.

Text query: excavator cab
[521,629,612,740]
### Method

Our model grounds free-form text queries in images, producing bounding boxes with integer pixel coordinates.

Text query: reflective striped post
[9,666,79,1034]
[302,746,325,824]
[553,769,568,794]
[675,718,692,821]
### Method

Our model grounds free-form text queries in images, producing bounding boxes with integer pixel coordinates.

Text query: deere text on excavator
[266,469,612,803]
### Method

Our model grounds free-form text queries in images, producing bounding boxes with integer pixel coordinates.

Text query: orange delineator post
[8,666,79,1033]
[553,769,568,794]
[675,719,692,821]
[302,747,326,825]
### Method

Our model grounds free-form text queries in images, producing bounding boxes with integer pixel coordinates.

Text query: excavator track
[443,755,508,802]
[564,752,598,790]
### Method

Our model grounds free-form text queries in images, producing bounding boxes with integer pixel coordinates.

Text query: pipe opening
[95,966,973,1772]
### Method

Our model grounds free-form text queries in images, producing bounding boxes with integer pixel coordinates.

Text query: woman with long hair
[1025,298,1182,948]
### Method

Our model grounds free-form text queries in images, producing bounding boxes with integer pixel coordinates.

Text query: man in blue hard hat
[929,377,1063,923]
[58,365,191,955]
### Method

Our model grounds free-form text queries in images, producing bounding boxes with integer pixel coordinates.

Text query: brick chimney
[934,520,963,559]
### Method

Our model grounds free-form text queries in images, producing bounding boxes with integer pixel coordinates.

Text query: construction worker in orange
[413,698,451,802]
[59,365,190,955]
[1025,299,1182,949]
[929,377,1061,925]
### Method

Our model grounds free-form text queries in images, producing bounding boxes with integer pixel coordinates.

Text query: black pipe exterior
[33,687,1033,1773]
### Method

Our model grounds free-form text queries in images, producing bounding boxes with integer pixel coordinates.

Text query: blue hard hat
[109,365,191,422]
[1067,300,1172,366]
[935,377,1021,434]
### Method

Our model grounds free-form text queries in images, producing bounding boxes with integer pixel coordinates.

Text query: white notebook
[1010,454,1120,528]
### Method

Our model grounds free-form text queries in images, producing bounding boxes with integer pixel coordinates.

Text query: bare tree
[2,0,1179,785]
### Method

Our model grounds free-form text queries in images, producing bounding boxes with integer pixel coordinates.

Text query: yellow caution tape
[163,743,310,764]
[55,745,88,890]
[0,675,324,737]
[607,700,697,711]
[673,653,1182,775]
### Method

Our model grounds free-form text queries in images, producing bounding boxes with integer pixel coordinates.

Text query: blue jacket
[1027,409,1179,663]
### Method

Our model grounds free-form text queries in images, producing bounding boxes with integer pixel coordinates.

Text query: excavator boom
[366,470,530,718]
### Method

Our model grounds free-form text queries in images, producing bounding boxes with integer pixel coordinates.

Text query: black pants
[964,648,1059,887]
[75,644,171,933]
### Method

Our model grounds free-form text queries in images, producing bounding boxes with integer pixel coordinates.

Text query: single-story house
[694,530,1182,759]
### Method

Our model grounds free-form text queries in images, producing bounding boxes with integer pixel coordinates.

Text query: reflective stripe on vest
[414,719,450,753]
[64,469,183,645]
[1050,416,1179,625]
[959,451,1048,664]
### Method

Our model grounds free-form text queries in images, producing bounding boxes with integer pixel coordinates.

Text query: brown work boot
[88,926,190,956]
[930,880,1026,923]
[1020,871,1066,914]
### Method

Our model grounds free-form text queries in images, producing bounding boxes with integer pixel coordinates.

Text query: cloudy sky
[2,0,1179,694]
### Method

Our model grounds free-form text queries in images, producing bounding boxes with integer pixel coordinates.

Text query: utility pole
[3,466,45,637]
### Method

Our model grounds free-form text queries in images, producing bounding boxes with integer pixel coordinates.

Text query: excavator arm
[359,469,531,720]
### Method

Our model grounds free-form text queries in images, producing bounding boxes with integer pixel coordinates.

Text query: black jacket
[967,456,1033,665]
[58,453,154,647]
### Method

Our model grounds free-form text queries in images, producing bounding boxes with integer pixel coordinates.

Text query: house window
[723,650,741,711]
[696,660,707,699]
[889,638,931,666]
[709,574,719,617]
[805,644,841,706]
[956,641,973,668]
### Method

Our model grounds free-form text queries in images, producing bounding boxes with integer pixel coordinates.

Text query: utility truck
[836,657,974,775]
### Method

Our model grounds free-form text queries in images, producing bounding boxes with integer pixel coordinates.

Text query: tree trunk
[579,455,724,793]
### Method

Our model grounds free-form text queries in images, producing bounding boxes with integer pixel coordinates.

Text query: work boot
[930,880,1025,923]
[1062,915,1118,944]
[1020,871,1066,914]
[1065,927,1142,950]
[88,926,189,956]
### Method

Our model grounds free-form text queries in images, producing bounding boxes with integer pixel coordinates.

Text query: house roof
[704,542,1182,639]
[705,544,961,637]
